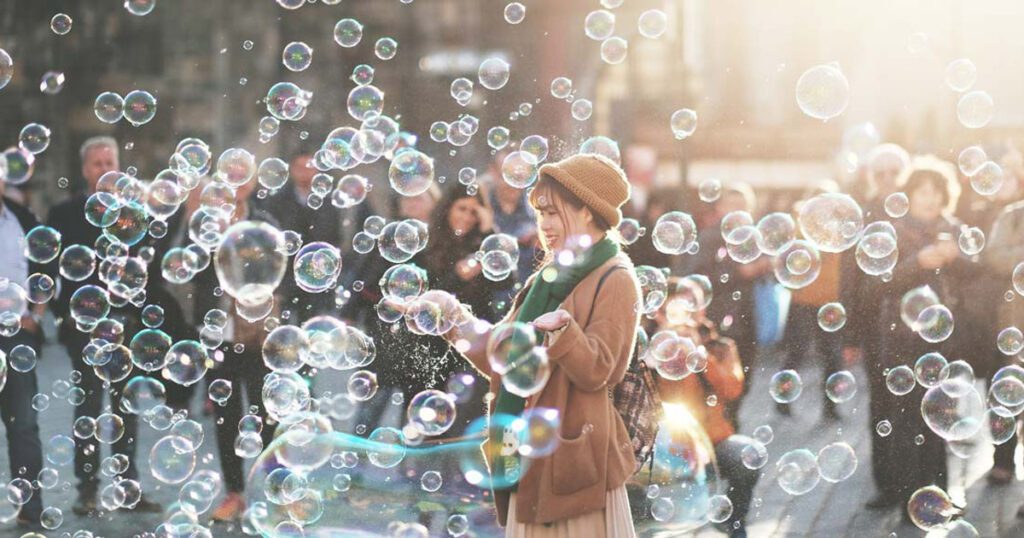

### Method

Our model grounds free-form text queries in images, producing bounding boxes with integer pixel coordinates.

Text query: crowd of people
[1,132,1022,536]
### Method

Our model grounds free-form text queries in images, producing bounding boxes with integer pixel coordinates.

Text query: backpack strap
[584,264,629,327]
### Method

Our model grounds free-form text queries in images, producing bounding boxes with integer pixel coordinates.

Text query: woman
[874,157,973,514]
[445,154,640,537]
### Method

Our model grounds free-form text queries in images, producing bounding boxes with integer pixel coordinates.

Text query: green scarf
[489,237,620,490]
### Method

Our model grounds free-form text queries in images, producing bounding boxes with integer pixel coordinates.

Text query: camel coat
[457,252,641,526]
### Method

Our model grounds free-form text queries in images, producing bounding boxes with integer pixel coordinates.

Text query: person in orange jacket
[651,278,760,538]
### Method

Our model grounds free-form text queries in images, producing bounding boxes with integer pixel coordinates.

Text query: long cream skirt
[505,486,636,538]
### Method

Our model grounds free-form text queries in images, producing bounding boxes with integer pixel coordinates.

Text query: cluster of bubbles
[93,90,157,126]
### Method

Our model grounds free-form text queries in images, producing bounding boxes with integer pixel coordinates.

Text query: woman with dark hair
[445,154,640,536]
[425,185,506,320]
[872,156,974,516]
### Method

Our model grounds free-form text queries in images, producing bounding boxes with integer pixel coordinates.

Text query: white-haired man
[46,136,161,516]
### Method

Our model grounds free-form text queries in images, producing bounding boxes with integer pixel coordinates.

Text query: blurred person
[260,151,374,322]
[692,182,771,418]
[983,174,1024,490]
[195,177,282,522]
[342,185,457,428]
[777,181,845,422]
[487,153,539,288]
[47,137,162,515]
[841,144,912,504]
[0,177,51,530]
[653,280,759,538]
[627,187,680,271]
[956,143,1024,485]
[869,157,972,514]
[444,154,639,536]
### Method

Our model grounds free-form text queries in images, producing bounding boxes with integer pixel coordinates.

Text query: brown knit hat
[536,154,631,227]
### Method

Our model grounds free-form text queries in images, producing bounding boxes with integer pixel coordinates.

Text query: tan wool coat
[457,252,641,526]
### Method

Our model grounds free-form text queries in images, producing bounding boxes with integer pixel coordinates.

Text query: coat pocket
[551,431,599,495]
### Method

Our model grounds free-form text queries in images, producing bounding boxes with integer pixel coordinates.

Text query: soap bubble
[636,265,669,315]
[885,365,916,395]
[262,325,309,373]
[346,85,384,122]
[914,352,949,388]
[755,212,797,255]
[293,242,342,293]
[916,304,954,343]
[670,109,698,140]
[958,146,987,176]
[282,41,313,72]
[333,18,363,47]
[39,71,66,95]
[969,161,1004,196]
[958,226,985,255]
[94,92,125,124]
[816,442,857,482]
[989,407,1017,445]
[600,37,628,64]
[798,193,863,253]
[130,329,172,371]
[638,10,668,38]
[51,13,72,35]
[825,370,856,403]
[123,90,157,126]
[478,58,510,90]
[884,192,910,218]
[478,234,519,281]
[817,302,846,332]
[347,370,377,401]
[769,370,803,404]
[125,0,157,16]
[741,441,768,470]
[550,77,572,99]
[997,327,1023,355]
[900,285,941,330]
[584,10,615,40]
[122,376,167,415]
[795,64,850,120]
[773,240,822,289]
[957,90,994,129]
[673,274,713,312]
[776,449,820,495]
[501,151,539,189]
[164,340,209,386]
[571,99,594,121]
[698,178,722,203]
[579,136,621,165]
[407,389,457,436]
[945,59,977,92]
[389,149,434,197]
[19,123,51,154]
[25,226,61,263]
[907,485,957,530]
[214,221,287,307]
[504,2,526,24]
[652,211,698,255]
[149,436,196,484]
[69,285,109,326]
[921,380,985,441]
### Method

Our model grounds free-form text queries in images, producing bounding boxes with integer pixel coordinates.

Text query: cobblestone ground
[1,327,1021,537]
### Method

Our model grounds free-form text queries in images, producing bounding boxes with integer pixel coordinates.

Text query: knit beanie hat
[536,154,631,227]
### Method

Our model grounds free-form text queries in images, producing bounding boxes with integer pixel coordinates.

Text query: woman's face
[536,191,590,252]
[909,180,944,221]
[448,197,480,236]
[400,192,436,221]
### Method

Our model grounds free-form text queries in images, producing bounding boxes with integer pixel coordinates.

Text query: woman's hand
[455,257,483,281]
[916,245,947,270]
[475,203,494,233]
[532,309,571,332]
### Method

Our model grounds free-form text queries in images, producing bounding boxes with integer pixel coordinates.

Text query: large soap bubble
[214,221,287,307]
[795,63,850,120]
[797,193,863,253]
